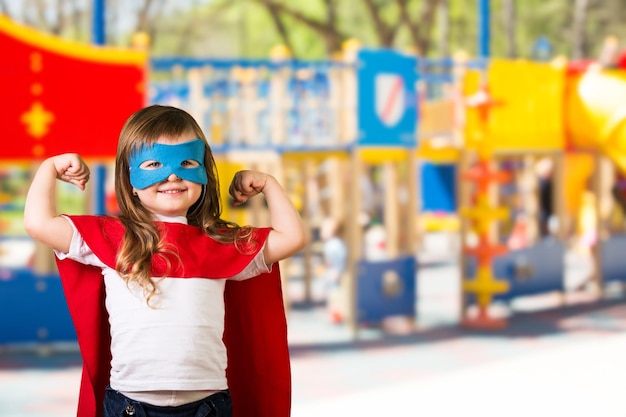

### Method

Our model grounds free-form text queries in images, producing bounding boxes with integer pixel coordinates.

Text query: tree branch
[322,0,340,54]
[362,0,397,47]
[253,0,335,33]
[251,0,345,52]
[396,0,441,56]
[265,1,295,57]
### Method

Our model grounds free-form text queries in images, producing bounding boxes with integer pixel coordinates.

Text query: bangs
[141,111,194,139]
[130,112,199,149]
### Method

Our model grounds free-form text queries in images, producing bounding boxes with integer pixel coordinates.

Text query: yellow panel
[486,59,565,151]
[357,148,412,164]
[563,153,594,216]
[216,159,247,225]
[416,141,461,163]
[463,60,565,152]
[418,213,460,232]
[281,150,349,162]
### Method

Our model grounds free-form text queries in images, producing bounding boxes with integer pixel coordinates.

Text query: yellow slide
[566,69,626,174]
[563,69,626,227]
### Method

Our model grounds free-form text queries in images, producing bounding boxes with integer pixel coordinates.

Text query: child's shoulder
[62,215,122,267]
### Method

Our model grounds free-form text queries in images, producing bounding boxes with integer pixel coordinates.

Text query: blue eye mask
[129,139,208,189]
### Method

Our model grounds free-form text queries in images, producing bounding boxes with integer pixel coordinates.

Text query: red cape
[55,215,291,417]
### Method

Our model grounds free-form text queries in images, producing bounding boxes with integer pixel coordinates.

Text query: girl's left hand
[229,170,269,206]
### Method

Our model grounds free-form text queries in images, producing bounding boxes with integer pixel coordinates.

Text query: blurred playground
[3,2,626,415]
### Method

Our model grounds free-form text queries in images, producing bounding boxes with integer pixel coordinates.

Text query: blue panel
[0,269,76,344]
[356,256,417,323]
[464,237,565,302]
[420,162,457,212]
[357,49,418,147]
[601,234,626,283]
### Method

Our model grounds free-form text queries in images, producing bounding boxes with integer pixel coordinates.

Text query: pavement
[2,234,626,417]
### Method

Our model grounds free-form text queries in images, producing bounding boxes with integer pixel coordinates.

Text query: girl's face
[132,132,205,218]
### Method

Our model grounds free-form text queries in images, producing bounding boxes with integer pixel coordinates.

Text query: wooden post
[383,161,400,258]
[407,152,419,256]
[457,149,474,319]
[553,151,566,241]
[338,63,357,145]
[188,67,209,133]
[591,152,603,297]
[240,67,260,147]
[300,158,315,304]
[347,149,363,337]
[269,65,289,146]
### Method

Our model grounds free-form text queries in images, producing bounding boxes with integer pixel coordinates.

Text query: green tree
[4,0,626,61]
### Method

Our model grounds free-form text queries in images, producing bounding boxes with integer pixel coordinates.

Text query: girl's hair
[114,104,253,303]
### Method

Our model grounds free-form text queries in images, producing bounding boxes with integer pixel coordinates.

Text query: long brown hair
[114,105,253,302]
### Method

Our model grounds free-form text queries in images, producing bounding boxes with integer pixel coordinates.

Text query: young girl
[23,105,306,417]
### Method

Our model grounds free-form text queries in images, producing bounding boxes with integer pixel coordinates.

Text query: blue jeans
[103,386,232,417]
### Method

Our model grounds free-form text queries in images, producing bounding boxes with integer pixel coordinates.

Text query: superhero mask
[129,139,208,189]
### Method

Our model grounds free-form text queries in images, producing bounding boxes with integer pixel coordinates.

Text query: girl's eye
[140,161,161,169]
[181,160,200,168]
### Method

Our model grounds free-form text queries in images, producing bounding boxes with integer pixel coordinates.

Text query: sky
[3,0,200,35]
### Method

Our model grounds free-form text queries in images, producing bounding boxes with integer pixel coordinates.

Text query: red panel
[0,17,147,160]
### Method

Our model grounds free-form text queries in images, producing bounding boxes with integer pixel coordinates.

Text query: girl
[23,105,306,417]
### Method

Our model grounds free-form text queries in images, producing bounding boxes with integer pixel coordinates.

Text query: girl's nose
[167,173,181,181]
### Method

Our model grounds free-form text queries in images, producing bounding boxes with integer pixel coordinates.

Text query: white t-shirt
[55,215,271,406]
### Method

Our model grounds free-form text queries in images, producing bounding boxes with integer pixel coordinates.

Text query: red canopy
[0,16,147,160]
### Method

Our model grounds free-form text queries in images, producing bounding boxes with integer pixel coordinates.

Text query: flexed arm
[23,153,90,253]
[229,170,306,265]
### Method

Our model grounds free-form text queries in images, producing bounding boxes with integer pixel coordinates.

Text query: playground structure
[149,46,421,335]
[6,8,626,347]
[451,56,626,327]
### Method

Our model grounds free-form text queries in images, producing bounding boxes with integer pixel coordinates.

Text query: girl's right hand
[24,153,89,253]
[52,153,90,190]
